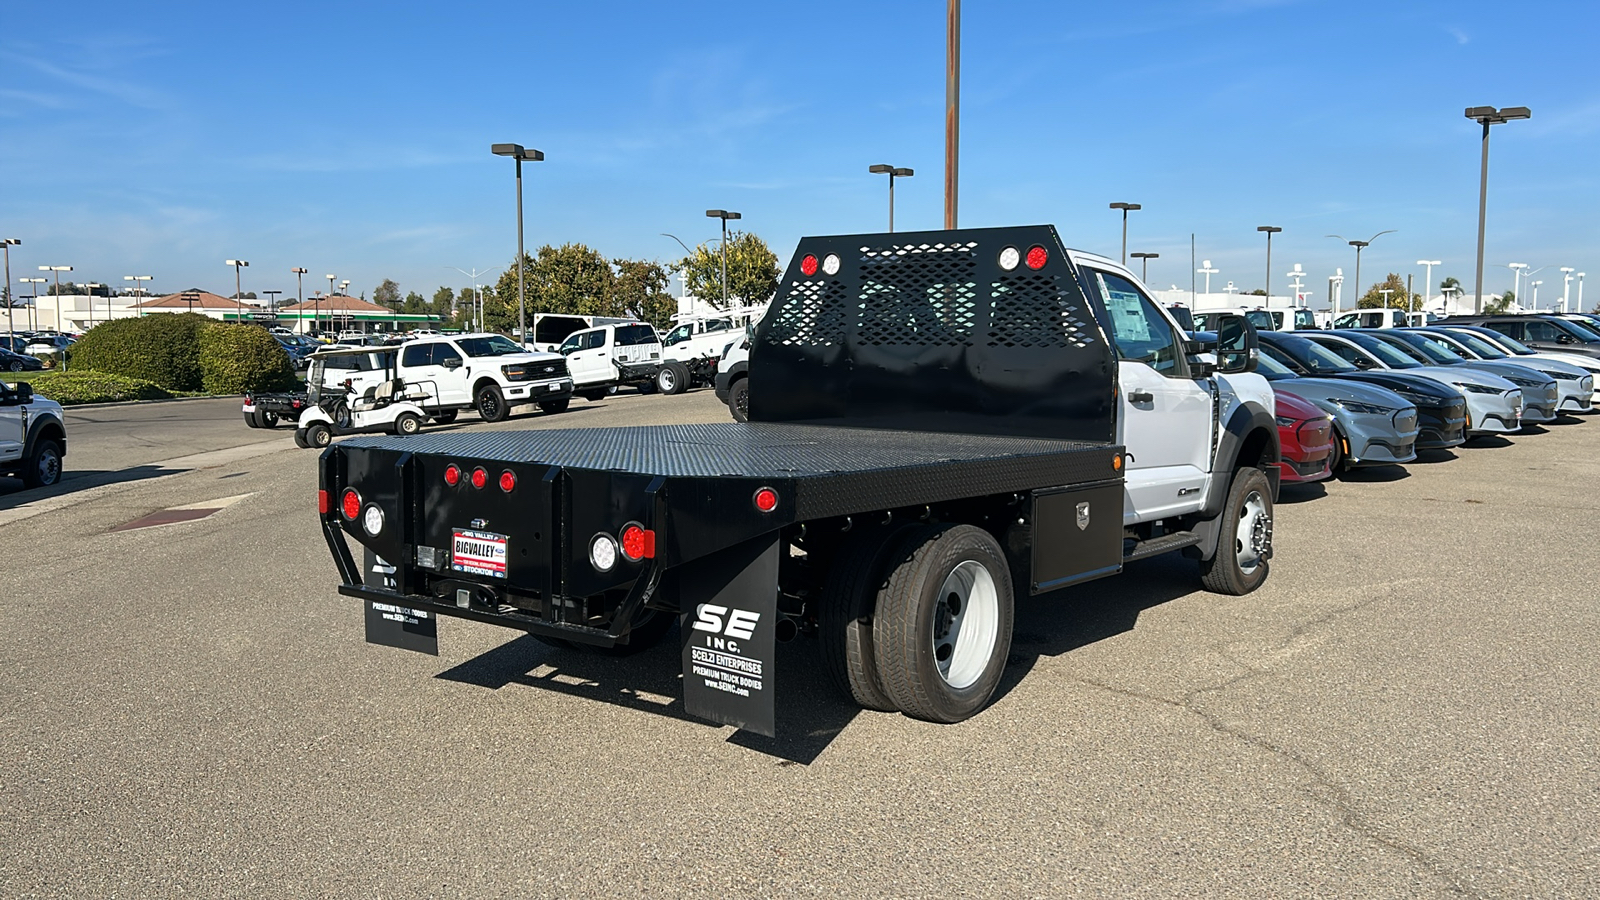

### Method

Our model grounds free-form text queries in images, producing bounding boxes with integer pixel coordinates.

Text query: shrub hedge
[69,313,211,390]
[199,324,297,394]
[15,371,174,405]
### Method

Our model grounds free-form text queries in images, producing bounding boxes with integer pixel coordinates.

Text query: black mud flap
[362,547,439,656]
[679,533,779,737]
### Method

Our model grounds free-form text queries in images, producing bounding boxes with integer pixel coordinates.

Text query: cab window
[1523,320,1566,342]
[401,344,432,367]
[557,332,587,355]
[1091,270,1182,376]
[435,344,462,366]
[1294,310,1316,329]
[663,324,693,346]
[615,324,657,346]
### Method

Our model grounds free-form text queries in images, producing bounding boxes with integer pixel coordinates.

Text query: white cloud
[1447,26,1470,45]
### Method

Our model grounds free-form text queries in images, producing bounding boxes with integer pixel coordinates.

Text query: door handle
[1129,390,1154,404]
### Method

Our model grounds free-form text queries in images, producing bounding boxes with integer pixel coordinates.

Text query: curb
[63,395,243,412]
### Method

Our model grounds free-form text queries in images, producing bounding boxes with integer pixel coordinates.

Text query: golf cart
[291,345,445,449]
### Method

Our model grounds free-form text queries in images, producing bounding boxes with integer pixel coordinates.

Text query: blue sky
[4,0,1597,307]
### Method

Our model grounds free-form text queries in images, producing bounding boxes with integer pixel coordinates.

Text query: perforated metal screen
[749,226,1117,444]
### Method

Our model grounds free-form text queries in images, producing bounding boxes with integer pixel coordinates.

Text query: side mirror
[14,382,34,404]
[1354,357,1377,370]
[442,356,463,370]
[1557,333,1575,345]
[1215,314,1258,374]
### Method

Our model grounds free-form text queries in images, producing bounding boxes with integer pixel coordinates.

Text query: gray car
[1299,330,1525,436]
[1438,324,1600,406]
[1254,352,1420,471]
[1370,330,1560,426]
[1418,327,1593,415]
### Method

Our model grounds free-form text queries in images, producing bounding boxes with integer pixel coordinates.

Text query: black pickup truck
[320,225,1274,736]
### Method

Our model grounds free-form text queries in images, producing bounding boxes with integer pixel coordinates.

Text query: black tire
[580,389,609,402]
[637,380,658,395]
[243,411,261,429]
[8,360,23,372]
[432,409,459,425]
[293,429,310,449]
[332,402,352,430]
[819,525,919,712]
[656,362,690,396]
[538,398,570,414]
[728,378,750,423]
[393,412,422,436]
[21,438,62,488]
[475,384,508,422]
[259,410,279,428]
[872,524,1015,724]
[1198,467,1274,596]
[1327,426,1347,473]
[304,423,332,448]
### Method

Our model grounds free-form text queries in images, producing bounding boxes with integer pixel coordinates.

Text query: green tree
[1245,288,1267,297]
[675,230,779,310]
[1484,293,1514,315]
[430,286,455,319]
[1440,276,1462,293]
[613,258,676,329]
[1357,273,1418,311]
[373,278,401,309]
[401,291,426,315]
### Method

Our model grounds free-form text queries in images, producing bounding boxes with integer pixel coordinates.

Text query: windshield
[1444,331,1509,359]
[1383,332,1459,364]
[1245,310,1282,330]
[1563,317,1600,340]
[1254,353,1297,381]
[1294,310,1316,329]
[457,335,526,357]
[1477,330,1535,354]
[1277,337,1358,374]
[1346,335,1422,369]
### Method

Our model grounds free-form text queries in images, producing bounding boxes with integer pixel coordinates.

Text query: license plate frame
[451,528,509,579]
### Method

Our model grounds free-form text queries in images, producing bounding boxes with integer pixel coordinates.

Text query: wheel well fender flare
[25,416,66,460]
[1204,402,1280,517]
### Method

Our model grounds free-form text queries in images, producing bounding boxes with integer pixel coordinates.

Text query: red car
[1274,390,1334,484]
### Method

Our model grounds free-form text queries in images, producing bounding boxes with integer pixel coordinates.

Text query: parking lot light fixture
[2,238,18,344]
[40,265,72,333]
[1416,260,1441,309]
[1108,202,1141,263]
[291,268,307,331]
[1196,259,1219,296]
[706,209,742,307]
[1529,280,1543,312]
[492,143,545,342]
[226,259,249,323]
[1560,267,1576,313]
[82,283,103,327]
[21,277,46,331]
[1257,226,1282,302]
[869,165,914,232]
[1327,231,1394,314]
[1577,273,1585,312]
[1129,252,1158,283]
[1465,105,1531,313]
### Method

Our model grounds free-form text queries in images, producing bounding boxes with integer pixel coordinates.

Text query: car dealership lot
[2,401,1596,898]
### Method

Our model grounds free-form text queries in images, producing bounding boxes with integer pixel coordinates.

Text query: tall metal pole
[1258,226,1281,301]
[889,172,896,233]
[1473,119,1491,314]
[944,0,959,230]
[1354,245,1362,311]
[1121,212,1128,264]
[720,217,729,307]
[2,240,15,347]
[515,156,527,342]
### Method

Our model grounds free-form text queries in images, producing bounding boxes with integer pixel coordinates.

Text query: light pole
[40,265,71,333]
[1379,289,1394,309]
[1465,105,1531,313]
[123,275,152,319]
[868,165,914,232]
[1416,260,1441,310]
[1328,231,1394,312]
[291,268,307,333]
[1197,260,1218,297]
[1506,262,1529,305]
[706,209,742,308]
[1257,226,1282,301]
[1109,202,1140,263]
[1286,264,1306,307]
[945,0,960,229]
[448,267,498,334]
[263,290,282,318]
[82,283,103,328]
[1577,272,1586,312]
[340,280,351,332]
[1529,280,1543,312]
[226,259,249,323]
[324,274,336,335]
[21,278,46,331]
[1329,270,1345,317]
[1129,252,1158,283]
[2,238,17,345]
[1560,267,1575,313]
[491,143,544,342]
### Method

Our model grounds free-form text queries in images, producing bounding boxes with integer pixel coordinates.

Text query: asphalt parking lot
[2,395,1597,898]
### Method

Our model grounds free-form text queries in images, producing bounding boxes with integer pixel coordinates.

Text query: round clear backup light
[589,533,619,572]
[998,246,1020,271]
[822,254,841,275]
[362,504,385,536]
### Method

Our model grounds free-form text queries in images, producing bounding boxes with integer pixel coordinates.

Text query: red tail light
[620,524,655,561]
[470,467,487,489]
[1025,245,1049,270]
[499,470,517,492]
[753,487,778,513]
[341,488,361,520]
[318,490,330,514]
[800,254,819,277]
[444,464,461,486]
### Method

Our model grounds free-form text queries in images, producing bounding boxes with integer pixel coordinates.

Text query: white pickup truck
[1,379,65,488]
[557,322,721,397]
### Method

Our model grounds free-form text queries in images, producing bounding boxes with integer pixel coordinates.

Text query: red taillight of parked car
[341,488,361,520]
[444,464,461,486]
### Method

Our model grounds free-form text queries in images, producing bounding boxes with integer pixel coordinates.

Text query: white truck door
[425,342,471,405]
[562,329,612,387]
[1086,267,1214,524]
[0,382,23,464]
[397,342,450,407]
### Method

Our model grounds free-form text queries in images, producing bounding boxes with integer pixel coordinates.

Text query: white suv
[1,379,65,488]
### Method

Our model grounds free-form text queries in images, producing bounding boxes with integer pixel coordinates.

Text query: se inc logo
[692,603,761,643]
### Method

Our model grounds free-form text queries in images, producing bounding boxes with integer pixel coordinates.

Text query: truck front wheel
[872,524,1014,724]
[728,378,750,423]
[475,384,509,422]
[538,398,570,414]
[656,362,689,396]
[21,438,62,488]
[1198,467,1273,595]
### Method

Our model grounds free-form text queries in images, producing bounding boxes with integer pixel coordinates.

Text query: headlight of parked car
[1333,400,1396,416]
[1454,382,1502,394]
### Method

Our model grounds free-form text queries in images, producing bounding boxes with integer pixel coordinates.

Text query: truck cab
[555,322,664,398]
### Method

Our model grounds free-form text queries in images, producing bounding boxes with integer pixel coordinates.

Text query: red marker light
[499,470,517,493]
[341,488,361,520]
[1025,245,1049,270]
[470,467,488,489]
[753,487,779,513]
[318,490,331,515]
[444,464,461,486]
[800,254,819,277]
[620,524,654,561]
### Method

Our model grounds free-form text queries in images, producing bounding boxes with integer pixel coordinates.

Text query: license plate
[452,528,508,578]
[548,382,564,392]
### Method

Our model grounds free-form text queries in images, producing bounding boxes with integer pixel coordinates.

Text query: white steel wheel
[1234,489,1270,576]
[1199,466,1273,595]
[933,560,1001,690]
